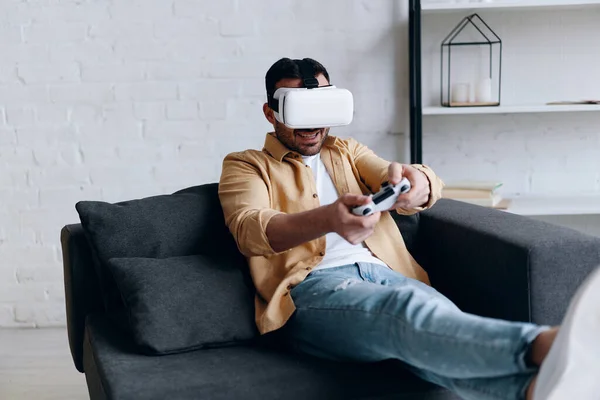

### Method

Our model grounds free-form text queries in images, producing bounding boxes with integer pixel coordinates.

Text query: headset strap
[294,59,319,89]
[268,95,279,112]
[268,59,319,111]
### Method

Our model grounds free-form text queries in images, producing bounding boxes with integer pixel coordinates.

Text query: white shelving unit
[420,0,600,216]
[424,103,600,115]
[422,0,600,117]
[422,0,600,13]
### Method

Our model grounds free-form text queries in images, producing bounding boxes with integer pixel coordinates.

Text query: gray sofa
[61,183,600,400]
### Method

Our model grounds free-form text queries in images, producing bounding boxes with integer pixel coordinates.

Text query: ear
[263,103,276,125]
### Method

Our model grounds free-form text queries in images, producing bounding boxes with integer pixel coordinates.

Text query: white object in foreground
[271,86,354,129]
[533,266,600,400]
[352,179,411,216]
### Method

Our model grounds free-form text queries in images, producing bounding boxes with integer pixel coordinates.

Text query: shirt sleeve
[349,138,444,215]
[351,138,391,193]
[218,152,284,258]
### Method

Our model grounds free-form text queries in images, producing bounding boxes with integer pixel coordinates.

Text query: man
[218,57,600,400]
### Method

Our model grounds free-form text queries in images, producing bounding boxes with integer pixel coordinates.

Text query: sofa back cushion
[392,212,420,255]
[75,183,246,312]
[107,255,257,354]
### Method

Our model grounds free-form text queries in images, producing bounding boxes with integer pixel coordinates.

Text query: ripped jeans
[284,263,548,400]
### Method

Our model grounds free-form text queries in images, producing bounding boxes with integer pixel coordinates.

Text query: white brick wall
[0,0,410,327]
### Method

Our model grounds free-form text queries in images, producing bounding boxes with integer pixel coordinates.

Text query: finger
[363,211,381,226]
[348,229,374,245]
[401,165,418,184]
[393,190,427,209]
[388,162,404,185]
[393,193,412,206]
[346,208,376,223]
[404,166,429,194]
[345,209,380,227]
[340,193,372,207]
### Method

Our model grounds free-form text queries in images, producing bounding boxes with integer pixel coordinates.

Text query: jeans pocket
[356,264,369,281]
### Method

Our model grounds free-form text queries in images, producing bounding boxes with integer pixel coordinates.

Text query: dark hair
[265,57,330,104]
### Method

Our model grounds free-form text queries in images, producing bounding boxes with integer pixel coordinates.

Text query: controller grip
[351,178,410,216]
[352,204,374,216]
[398,177,411,194]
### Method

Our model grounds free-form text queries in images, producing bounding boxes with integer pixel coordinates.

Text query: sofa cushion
[75,183,244,311]
[107,254,257,355]
[392,212,420,255]
[84,314,458,400]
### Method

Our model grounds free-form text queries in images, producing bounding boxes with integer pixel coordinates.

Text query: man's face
[263,74,331,157]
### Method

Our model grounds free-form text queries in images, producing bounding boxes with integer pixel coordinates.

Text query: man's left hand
[387,162,430,210]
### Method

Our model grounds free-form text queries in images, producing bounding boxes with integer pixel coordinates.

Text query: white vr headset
[268,60,354,129]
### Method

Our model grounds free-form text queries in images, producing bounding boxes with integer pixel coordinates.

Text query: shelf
[422,0,600,13]
[503,195,600,216]
[423,104,600,115]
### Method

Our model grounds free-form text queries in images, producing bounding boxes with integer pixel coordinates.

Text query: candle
[451,83,470,103]
[475,78,493,103]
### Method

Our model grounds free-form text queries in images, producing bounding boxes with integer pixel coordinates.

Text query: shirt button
[313,193,318,198]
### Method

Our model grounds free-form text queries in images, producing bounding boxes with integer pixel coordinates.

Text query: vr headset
[267,59,354,129]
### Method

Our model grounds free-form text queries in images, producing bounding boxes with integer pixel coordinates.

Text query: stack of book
[442,181,509,209]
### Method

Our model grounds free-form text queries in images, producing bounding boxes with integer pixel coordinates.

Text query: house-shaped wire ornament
[441,13,502,107]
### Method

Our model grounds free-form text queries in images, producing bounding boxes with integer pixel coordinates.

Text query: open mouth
[295,129,322,140]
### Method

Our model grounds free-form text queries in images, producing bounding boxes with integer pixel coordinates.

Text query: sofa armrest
[61,224,104,373]
[415,199,600,326]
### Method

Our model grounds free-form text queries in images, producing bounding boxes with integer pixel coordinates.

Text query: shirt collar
[263,133,337,162]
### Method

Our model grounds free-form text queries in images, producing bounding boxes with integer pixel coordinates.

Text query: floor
[0,328,89,399]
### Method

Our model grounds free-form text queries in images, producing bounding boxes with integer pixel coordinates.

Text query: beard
[274,121,329,156]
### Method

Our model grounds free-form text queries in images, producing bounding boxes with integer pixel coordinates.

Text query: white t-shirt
[301,153,388,271]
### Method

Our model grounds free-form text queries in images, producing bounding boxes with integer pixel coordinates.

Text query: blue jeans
[284,263,547,400]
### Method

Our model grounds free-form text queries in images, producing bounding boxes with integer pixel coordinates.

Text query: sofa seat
[83,314,457,400]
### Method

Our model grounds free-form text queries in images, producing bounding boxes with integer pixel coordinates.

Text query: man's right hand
[327,194,381,245]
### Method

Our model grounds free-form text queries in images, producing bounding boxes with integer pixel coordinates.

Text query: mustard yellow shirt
[218,134,444,334]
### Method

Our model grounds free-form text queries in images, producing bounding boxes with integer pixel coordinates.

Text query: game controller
[352,178,411,216]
